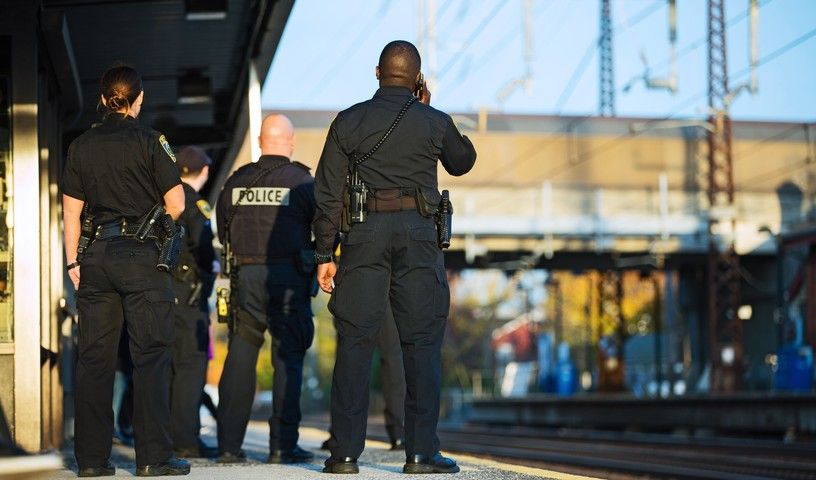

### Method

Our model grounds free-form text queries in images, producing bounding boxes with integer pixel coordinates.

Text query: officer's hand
[420,84,431,105]
[317,262,337,294]
[69,266,80,291]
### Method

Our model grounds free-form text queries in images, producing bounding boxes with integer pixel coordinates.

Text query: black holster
[436,190,453,249]
[157,214,184,272]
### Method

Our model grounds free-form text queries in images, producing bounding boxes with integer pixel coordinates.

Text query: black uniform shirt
[61,114,182,225]
[216,155,316,259]
[313,86,477,255]
[178,182,216,276]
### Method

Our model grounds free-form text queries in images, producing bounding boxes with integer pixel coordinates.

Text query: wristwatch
[314,252,333,265]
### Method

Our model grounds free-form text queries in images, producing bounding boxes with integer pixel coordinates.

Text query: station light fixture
[721,346,736,366]
[177,70,212,105]
[185,0,227,21]
[737,304,753,321]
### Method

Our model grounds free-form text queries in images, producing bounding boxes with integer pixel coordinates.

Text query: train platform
[52,421,596,480]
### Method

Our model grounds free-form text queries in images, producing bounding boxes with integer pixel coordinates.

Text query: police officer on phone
[62,65,190,477]
[170,146,218,458]
[314,40,476,474]
[215,114,316,465]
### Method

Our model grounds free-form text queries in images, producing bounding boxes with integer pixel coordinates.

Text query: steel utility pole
[599,0,615,116]
[706,0,742,392]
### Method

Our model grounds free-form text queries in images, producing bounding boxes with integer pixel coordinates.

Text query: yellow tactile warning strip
[300,427,602,480]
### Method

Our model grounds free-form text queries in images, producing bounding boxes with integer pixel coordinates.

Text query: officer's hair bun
[105,92,130,112]
[100,65,143,114]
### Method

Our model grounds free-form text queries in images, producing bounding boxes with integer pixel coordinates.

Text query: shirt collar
[374,86,413,98]
[104,113,137,124]
[257,154,290,166]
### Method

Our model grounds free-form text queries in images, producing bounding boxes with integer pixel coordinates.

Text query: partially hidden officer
[62,65,190,477]
[215,114,316,465]
[314,40,476,474]
[170,146,218,458]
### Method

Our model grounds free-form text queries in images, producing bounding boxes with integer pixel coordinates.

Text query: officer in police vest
[215,114,316,465]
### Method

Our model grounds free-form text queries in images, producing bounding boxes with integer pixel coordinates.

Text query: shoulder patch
[158,135,176,162]
[291,161,311,172]
[196,199,213,219]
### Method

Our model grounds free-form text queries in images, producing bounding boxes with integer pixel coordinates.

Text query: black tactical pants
[329,211,449,459]
[378,307,405,443]
[74,238,176,468]
[324,306,405,449]
[217,264,314,454]
[169,279,209,451]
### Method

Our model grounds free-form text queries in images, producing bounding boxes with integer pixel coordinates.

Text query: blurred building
[266,109,816,396]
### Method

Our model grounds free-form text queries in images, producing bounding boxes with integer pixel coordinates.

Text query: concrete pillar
[6,0,43,452]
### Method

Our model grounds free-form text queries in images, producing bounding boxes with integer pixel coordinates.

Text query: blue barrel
[774,345,814,392]
[556,361,577,395]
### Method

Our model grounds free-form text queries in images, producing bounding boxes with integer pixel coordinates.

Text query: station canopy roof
[42,0,293,192]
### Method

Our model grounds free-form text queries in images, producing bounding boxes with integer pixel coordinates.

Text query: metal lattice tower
[599,0,615,116]
[706,0,742,392]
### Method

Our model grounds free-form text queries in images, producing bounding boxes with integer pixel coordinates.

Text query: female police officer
[62,65,190,477]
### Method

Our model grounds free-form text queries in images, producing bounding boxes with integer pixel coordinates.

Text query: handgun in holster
[436,190,453,249]
[157,213,185,272]
[135,204,165,242]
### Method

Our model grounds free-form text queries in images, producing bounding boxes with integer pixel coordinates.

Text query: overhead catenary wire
[458,0,559,88]
[301,1,394,102]
[553,0,664,114]
[546,25,816,180]
[477,27,816,213]
[477,1,801,186]
[437,0,508,81]
[647,0,775,77]
[475,0,667,182]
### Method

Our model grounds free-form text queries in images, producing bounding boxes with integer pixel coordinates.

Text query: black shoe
[174,442,219,459]
[403,453,460,474]
[217,450,247,464]
[323,456,359,474]
[267,445,314,464]
[78,460,115,477]
[135,457,190,476]
[390,438,405,451]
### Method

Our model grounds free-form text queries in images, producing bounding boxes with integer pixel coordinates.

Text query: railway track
[302,417,816,479]
[431,424,816,479]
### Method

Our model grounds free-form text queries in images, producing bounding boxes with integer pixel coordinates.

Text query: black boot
[403,453,459,474]
[267,445,314,464]
[323,456,359,474]
[77,460,115,477]
[135,457,190,476]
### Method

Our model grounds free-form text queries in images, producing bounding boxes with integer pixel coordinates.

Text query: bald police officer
[170,146,218,458]
[216,114,316,465]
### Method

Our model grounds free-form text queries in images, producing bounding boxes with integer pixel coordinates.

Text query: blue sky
[262,0,816,121]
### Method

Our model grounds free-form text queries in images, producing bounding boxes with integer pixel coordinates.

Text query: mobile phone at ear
[415,73,425,98]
